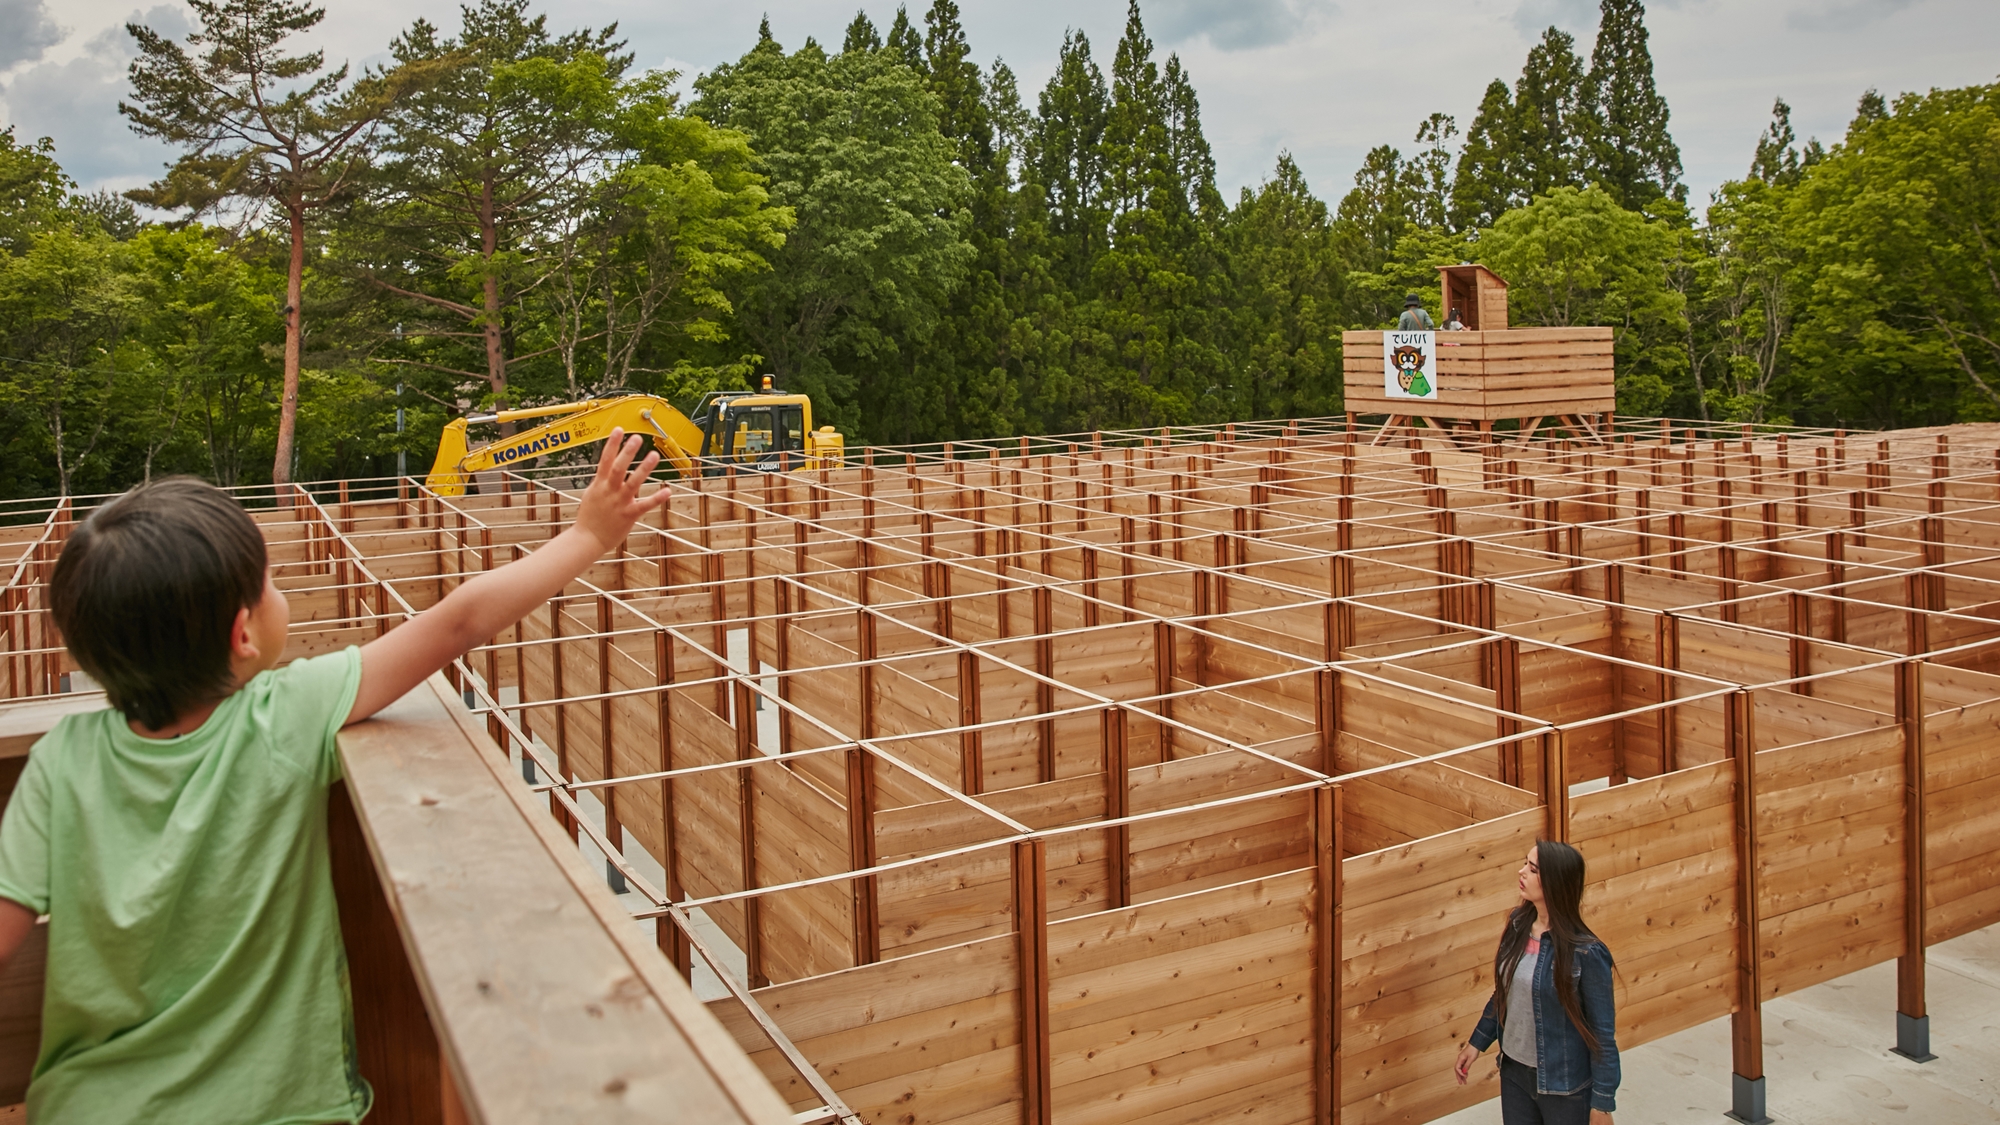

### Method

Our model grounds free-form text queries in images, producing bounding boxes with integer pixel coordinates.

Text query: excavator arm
[423,391,845,497]
[425,395,705,497]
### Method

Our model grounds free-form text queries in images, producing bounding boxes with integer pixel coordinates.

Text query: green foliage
[0,0,1987,503]
[1786,83,2000,426]
[1582,0,1684,209]
[1477,185,1685,412]
[121,0,446,483]
[692,25,973,441]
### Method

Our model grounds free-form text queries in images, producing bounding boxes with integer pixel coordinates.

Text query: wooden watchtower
[1341,263,1615,443]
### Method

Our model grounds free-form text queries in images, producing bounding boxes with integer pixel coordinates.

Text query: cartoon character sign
[1383,330,1438,400]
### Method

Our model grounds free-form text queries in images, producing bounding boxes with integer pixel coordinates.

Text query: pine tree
[1030,31,1108,296]
[908,0,1020,438]
[1514,27,1588,200]
[1450,79,1515,229]
[1583,0,1685,208]
[1223,153,1342,419]
[841,11,880,53]
[1161,54,1221,219]
[1850,88,1888,134]
[885,7,925,71]
[1748,97,1804,186]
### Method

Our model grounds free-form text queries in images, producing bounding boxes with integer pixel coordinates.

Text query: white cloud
[0,0,65,70]
[3,0,1998,214]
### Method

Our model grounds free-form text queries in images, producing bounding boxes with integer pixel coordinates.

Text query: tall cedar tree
[913,0,1022,437]
[1515,28,1589,200]
[1584,0,1685,208]
[1450,80,1514,229]
[692,23,971,440]
[121,0,438,484]
[359,0,628,414]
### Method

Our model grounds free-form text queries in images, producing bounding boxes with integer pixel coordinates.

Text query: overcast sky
[2,0,1996,217]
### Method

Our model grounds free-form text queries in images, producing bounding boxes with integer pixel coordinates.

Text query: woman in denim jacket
[1453,840,1619,1124]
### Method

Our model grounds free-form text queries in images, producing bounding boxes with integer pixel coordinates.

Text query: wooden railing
[0,676,795,1124]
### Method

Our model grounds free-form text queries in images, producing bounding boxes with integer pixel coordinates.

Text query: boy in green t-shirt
[0,432,667,1123]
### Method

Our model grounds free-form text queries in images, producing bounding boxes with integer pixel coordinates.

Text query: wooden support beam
[1728,688,1768,1124]
[1541,728,1568,842]
[734,680,765,988]
[1894,659,1934,1062]
[1103,707,1129,909]
[1013,839,1051,1125]
[655,631,689,981]
[1312,784,1344,1125]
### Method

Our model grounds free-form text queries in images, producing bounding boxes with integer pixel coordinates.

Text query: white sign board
[1383,331,1438,400]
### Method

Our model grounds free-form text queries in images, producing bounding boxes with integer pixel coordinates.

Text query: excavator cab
[694,396,821,476]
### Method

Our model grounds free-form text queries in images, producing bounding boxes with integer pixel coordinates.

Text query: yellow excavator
[424,381,844,497]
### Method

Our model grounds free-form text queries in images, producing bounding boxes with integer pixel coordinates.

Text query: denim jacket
[1469,937,1620,1112]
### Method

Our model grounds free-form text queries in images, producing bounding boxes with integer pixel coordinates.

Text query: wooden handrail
[0,676,792,1124]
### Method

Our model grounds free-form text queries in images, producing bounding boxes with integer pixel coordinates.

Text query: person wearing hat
[1398,295,1437,331]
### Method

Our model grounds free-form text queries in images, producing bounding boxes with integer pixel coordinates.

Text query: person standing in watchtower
[1398,294,1437,331]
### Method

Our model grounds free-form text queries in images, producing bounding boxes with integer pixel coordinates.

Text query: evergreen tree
[1084,1,1225,426]
[1583,0,1685,208]
[1405,113,1456,229]
[350,0,630,411]
[692,25,972,440]
[841,11,880,54]
[885,7,925,71]
[1850,88,1889,133]
[1223,153,1342,418]
[1747,97,1821,187]
[1161,55,1221,219]
[907,0,1021,438]
[1030,31,1108,296]
[121,0,439,484]
[1335,145,1413,270]
[1514,27,1589,199]
[1450,80,1515,229]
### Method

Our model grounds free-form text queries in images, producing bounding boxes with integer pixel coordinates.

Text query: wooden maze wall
[4,417,2000,1125]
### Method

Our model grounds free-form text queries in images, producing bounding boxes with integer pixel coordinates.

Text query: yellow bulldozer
[424,382,844,497]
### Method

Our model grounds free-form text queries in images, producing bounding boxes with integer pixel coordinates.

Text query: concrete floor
[1438,925,2000,1125]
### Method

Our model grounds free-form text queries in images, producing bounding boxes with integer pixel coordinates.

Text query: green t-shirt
[0,647,367,1125]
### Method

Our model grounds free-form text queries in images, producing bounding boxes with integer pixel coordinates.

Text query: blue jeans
[1501,1055,1592,1125]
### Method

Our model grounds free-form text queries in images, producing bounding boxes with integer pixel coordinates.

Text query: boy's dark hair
[50,477,268,731]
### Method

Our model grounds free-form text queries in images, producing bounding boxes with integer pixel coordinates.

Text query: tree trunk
[481,175,507,410]
[271,199,308,487]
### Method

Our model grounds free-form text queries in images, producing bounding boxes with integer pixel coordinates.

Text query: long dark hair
[1490,839,1600,1056]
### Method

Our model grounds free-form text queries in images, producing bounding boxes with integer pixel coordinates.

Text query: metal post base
[1893,1012,1936,1062]
[521,755,537,783]
[606,861,628,895]
[1725,1073,1771,1124]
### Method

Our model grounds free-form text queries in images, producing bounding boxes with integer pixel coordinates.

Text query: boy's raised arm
[346,431,668,727]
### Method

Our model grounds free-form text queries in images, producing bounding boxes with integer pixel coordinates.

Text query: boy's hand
[347,430,668,726]
[574,430,666,553]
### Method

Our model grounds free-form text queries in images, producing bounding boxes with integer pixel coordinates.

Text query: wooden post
[1154,621,1176,761]
[549,601,576,840]
[1013,839,1051,1125]
[1894,659,1935,1061]
[1541,729,1568,842]
[1103,707,1129,909]
[1034,586,1055,781]
[655,631,690,981]
[959,651,984,794]
[1497,638,1523,787]
[847,744,880,967]
[1728,688,1769,1124]
[1312,784,1344,1125]
[597,595,624,893]
[734,680,765,988]
[1315,668,1338,776]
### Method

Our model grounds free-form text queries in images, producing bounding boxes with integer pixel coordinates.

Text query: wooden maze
[5,415,2000,1125]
